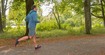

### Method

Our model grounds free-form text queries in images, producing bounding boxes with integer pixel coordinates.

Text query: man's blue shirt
[26,10,39,28]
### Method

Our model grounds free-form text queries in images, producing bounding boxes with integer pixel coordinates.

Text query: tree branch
[91,13,103,18]
[103,0,105,3]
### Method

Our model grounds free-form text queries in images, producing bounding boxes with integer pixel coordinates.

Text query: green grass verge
[0,27,105,39]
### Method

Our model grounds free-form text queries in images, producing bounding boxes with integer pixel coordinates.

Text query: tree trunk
[56,6,61,29]
[0,10,3,33]
[53,10,60,29]
[100,0,105,26]
[1,0,8,28]
[84,0,91,34]
[25,0,34,35]
[53,4,61,29]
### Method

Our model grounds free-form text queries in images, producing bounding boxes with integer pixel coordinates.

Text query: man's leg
[15,36,32,46]
[33,35,37,47]
[18,36,29,42]
[33,35,41,49]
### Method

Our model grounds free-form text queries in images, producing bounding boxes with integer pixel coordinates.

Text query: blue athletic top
[26,10,39,28]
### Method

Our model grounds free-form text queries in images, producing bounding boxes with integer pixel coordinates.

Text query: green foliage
[0,27,25,39]
[36,20,58,31]
[91,26,105,34]
[0,25,105,39]
[8,2,26,28]
[37,30,68,38]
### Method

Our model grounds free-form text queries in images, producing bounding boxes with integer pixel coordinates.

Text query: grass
[37,30,69,38]
[91,27,105,34]
[0,26,105,39]
[0,28,25,39]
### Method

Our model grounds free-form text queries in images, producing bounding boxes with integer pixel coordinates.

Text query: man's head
[31,5,37,11]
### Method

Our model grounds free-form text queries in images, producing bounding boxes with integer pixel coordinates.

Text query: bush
[91,25,105,34]
[67,26,84,35]
[36,20,58,31]
[0,27,25,39]
[37,29,68,38]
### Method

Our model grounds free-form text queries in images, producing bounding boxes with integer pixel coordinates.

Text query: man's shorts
[28,28,35,36]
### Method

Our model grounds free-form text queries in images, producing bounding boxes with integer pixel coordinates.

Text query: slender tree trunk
[53,9,60,28]
[84,0,91,34]
[100,0,105,26]
[0,10,3,33]
[53,4,61,29]
[25,0,34,35]
[56,6,61,29]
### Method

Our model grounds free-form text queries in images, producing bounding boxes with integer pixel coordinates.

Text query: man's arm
[32,12,40,23]
[25,15,29,22]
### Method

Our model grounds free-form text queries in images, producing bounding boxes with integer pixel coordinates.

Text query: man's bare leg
[33,35,41,49]
[33,35,37,47]
[18,36,29,42]
[15,36,32,46]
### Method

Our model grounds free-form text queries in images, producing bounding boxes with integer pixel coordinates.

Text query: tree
[52,0,70,29]
[51,0,84,29]
[53,2,61,29]
[0,8,3,33]
[100,0,105,26]
[1,0,8,28]
[91,0,105,26]
[0,0,3,32]
[25,0,34,35]
[84,0,91,34]
[9,0,26,29]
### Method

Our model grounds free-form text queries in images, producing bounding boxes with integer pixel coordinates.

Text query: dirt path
[1,35,105,55]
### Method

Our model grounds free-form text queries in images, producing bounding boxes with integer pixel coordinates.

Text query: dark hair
[31,5,36,10]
